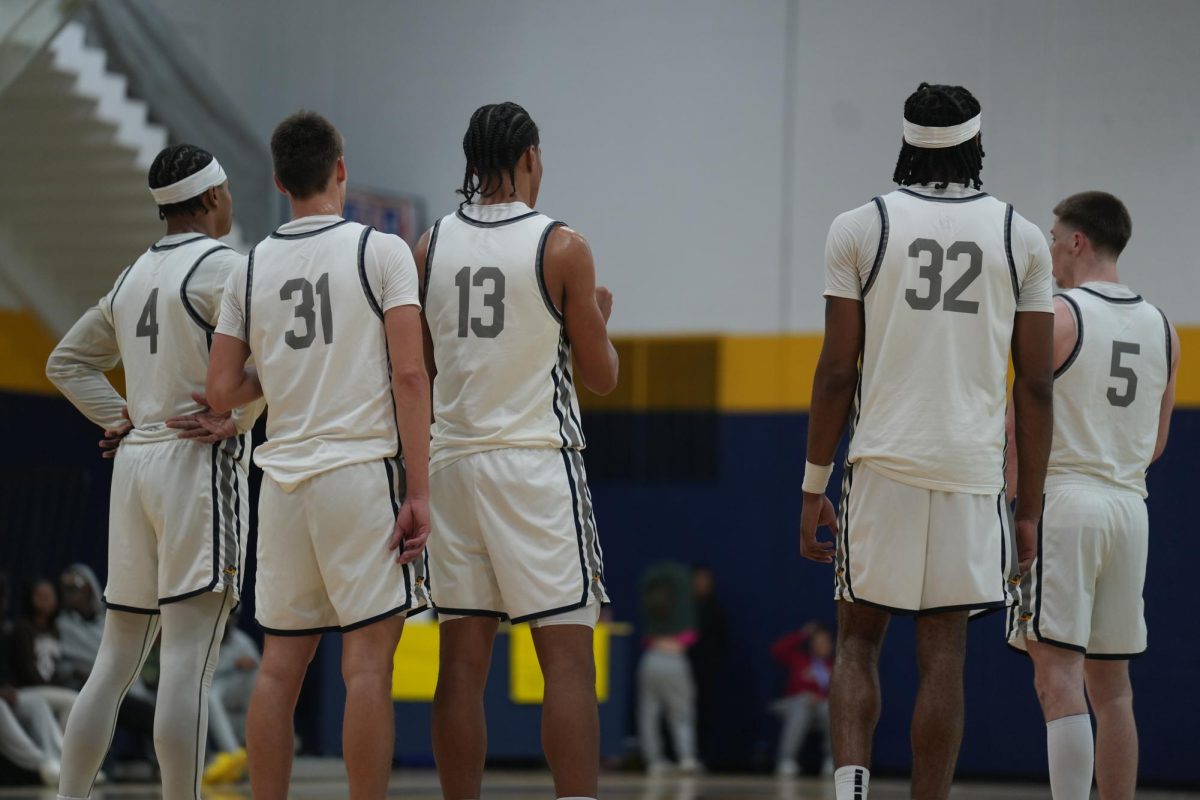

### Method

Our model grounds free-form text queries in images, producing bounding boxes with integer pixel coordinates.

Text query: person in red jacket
[771,621,834,777]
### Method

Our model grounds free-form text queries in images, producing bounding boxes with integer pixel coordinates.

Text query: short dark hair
[1053,191,1132,258]
[271,110,343,199]
[893,82,985,190]
[459,102,540,207]
[148,144,215,220]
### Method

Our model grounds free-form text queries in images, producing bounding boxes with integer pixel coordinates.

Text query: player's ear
[272,174,288,197]
[335,157,347,185]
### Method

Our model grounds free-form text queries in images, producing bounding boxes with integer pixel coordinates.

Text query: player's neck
[164,216,218,238]
[476,183,533,208]
[1070,258,1120,288]
[289,191,343,221]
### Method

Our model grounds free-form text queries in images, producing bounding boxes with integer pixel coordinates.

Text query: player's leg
[153,589,234,799]
[1084,659,1135,800]
[57,610,161,799]
[911,610,968,800]
[245,633,320,800]
[829,601,889,782]
[432,616,500,800]
[1025,642,1092,800]
[530,621,599,799]
[340,614,406,800]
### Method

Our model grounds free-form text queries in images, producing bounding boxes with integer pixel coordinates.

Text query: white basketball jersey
[424,202,584,472]
[1048,283,1170,497]
[225,217,416,489]
[106,234,241,444]
[849,189,1039,494]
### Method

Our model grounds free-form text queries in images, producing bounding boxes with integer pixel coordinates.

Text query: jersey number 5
[905,239,982,314]
[1107,341,1140,407]
[280,273,333,350]
[455,266,505,338]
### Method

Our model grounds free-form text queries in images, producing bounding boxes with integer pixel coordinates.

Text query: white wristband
[802,460,833,494]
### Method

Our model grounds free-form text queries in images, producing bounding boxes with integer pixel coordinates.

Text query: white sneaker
[647,760,672,776]
[38,759,60,788]
[678,757,704,774]
[776,759,800,778]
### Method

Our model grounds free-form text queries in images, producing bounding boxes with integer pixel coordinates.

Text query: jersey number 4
[136,289,159,354]
[281,274,333,350]
[905,239,982,314]
[455,266,505,338]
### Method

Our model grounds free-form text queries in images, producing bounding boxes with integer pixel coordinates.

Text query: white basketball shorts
[1008,483,1148,658]
[255,457,428,635]
[834,461,1014,615]
[105,435,249,614]
[427,447,608,624]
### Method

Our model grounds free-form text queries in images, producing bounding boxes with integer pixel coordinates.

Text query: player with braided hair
[46,143,261,799]
[417,101,618,800]
[799,83,1055,798]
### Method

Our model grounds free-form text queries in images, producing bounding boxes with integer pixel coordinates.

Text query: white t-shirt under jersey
[823,183,1054,494]
[423,202,585,473]
[48,234,258,443]
[1048,282,1171,498]
[215,215,420,490]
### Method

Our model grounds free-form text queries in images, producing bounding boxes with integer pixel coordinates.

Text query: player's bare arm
[544,225,619,396]
[800,297,863,563]
[1010,310,1055,572]
[1152,321,1181,461]
[1006,296,1078,497]
[413,228,439,387]
[384,304,432,564]
[206,333,263,413]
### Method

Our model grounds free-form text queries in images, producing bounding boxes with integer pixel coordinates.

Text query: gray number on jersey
[136,289,160,354]
[455,266,506,338]
[280,273,334,350]
[904,238,983,314]
[1107,341,1140,407]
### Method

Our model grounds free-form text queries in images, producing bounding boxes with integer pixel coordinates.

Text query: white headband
[902,113,981,149]
[149,158,227,205]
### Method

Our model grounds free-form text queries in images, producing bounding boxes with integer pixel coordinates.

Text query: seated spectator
[10,579,78,725]
[203,611,260,785]
[770,621,834,777]
[0,573,62,787]
[638,561,702,775]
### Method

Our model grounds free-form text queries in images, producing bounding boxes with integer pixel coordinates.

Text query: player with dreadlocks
[46,143,261,799]
[415,101,618,800]
[798,83,1056,799]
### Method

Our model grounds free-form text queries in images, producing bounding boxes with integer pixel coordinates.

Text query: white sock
[1047,714,1093,800]
[834,765,870,799]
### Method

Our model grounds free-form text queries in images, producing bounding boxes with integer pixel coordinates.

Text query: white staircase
[0,14,245,336]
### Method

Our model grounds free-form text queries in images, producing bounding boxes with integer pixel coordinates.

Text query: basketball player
[417,102,617,800]
[799,83,1056,800]
[1007,192,1179,800]
[205,110,431,800]
[45,144,257,800]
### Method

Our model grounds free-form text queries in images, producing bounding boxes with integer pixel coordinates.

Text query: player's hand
[99,407,133,459]
[595,286,613,323]
[166,392,237,444]
[1015,518,1038,575]
[389,495,430,565]
[800,491,838,563]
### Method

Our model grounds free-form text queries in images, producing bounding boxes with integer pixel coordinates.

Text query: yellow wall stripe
[3,311,1195,411]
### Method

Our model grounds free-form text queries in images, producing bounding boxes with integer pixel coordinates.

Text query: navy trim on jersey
[103,599,160,615]
[357,226,383,319]
[108,265,134,325]
[150,234,207,252]
[1078,286,1143,304]
[1157,307,1172,374]
[536,221,567,322]
[898,188,991,203]
[269,218,352,239]
[422,218,442,305]
[243,247,255,341]
[1004,205,1020,302]
[180,244,231,333]
[1054,294,1085,379]
[861,197,889,297]
[454,209,539,228]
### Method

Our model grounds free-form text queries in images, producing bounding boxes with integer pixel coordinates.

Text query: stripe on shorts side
[383,457,414,604]
[568,448,605,602]
[1032,505,1046,640]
